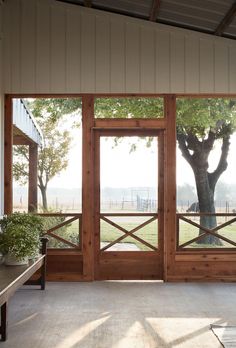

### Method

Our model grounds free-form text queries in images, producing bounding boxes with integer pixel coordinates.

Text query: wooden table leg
[40,256,46,290]
[40,237,48,290]
[1,302,8,341]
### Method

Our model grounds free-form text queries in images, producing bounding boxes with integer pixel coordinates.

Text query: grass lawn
[100,219,158,251]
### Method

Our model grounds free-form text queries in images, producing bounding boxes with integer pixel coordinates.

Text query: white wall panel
[3,0,12,92]
[125,22,140,93]
[21,1,36,92]
[0,2,3,214]
[185,36,200,93]
[0,5,2,94]
[66,9,81,93]
[214,43,229,93]
[95,16,110,93]
[110,19,125,92]
[170,33,185,93]
[81,11,95,93]
[2,0,236,94]
[155,30,170,93]
[50,5,66,93]
[229,46,236,93]
[200,39,214,93]
[36,1,50,93]
[9,0,21,92]
[140,26,155,93]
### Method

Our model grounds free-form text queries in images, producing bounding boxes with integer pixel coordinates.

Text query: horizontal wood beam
[84,0,92,8]
[215,2,236,36]
[13,135,32,146]
[149,0,161,22]
[94,118,166,129]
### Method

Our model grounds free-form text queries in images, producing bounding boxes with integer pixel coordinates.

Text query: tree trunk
[194,168,222,246]
[177,130,230,247]
[39,185,48,211]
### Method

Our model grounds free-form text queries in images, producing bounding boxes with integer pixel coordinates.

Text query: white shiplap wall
[0,2,4,214]
[3,0,236,94]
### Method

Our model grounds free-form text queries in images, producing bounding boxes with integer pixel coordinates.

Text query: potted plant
[0,212,44,266]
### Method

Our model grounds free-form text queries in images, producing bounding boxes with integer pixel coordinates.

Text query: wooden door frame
[93,128,165,280]
[4,94,175,281]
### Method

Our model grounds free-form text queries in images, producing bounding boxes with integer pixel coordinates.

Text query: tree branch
[208,135,230,191]
[184,132,201,152]
[177,133,193,166]
[203,131,216,153]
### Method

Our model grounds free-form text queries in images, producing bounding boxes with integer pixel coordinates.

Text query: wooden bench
[0,238,48,341]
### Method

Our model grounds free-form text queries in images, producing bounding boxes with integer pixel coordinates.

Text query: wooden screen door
[94,129,164,280]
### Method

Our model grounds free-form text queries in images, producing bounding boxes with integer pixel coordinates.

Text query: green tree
[13,98,81,211]
[177,98,236,244]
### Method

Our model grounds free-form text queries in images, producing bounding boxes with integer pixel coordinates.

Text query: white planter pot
[4,254,29,266]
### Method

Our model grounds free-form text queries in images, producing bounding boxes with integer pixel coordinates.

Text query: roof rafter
[215,1,236,36]
[149,0,161,22]
[84,0,92,8]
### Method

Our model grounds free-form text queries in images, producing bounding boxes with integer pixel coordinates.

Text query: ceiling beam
[215,1,236,36]
[84,0,92,8]
[149,0,161,22]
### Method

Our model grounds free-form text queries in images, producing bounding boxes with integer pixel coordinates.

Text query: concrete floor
[2,282,236,348]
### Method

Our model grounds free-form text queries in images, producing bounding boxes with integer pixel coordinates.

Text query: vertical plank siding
[170,33,185,93]
[229,46,236,93]
[110,19,125,92]
[80,12,95,93]
[8,0,21,92]
[185,37,200,93]
[199,39,214,93]
[65,10,81,93]
[50,6,66,93]
[155,30,170,93]
[125,22,140,93]
[21,1,36,92]
[35,1,50,93]
[0,3,4,214]
[140,27,155,93]
[214,43,229,93]
[95,16,110,92]
[3,0,236,94]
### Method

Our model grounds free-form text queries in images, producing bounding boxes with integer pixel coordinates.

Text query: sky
[47,124,236,189]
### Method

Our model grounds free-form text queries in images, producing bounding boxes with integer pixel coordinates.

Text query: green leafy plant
[0,212,44,260]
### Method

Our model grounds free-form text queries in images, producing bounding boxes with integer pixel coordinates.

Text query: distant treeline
[13,181,236,209]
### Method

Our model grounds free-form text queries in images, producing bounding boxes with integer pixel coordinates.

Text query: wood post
[4,96,13,215]
[158,131,165,278]
[94,131,100,279]
[28,143,38,212]
[82,95,95,280]
[164,95,176,281]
